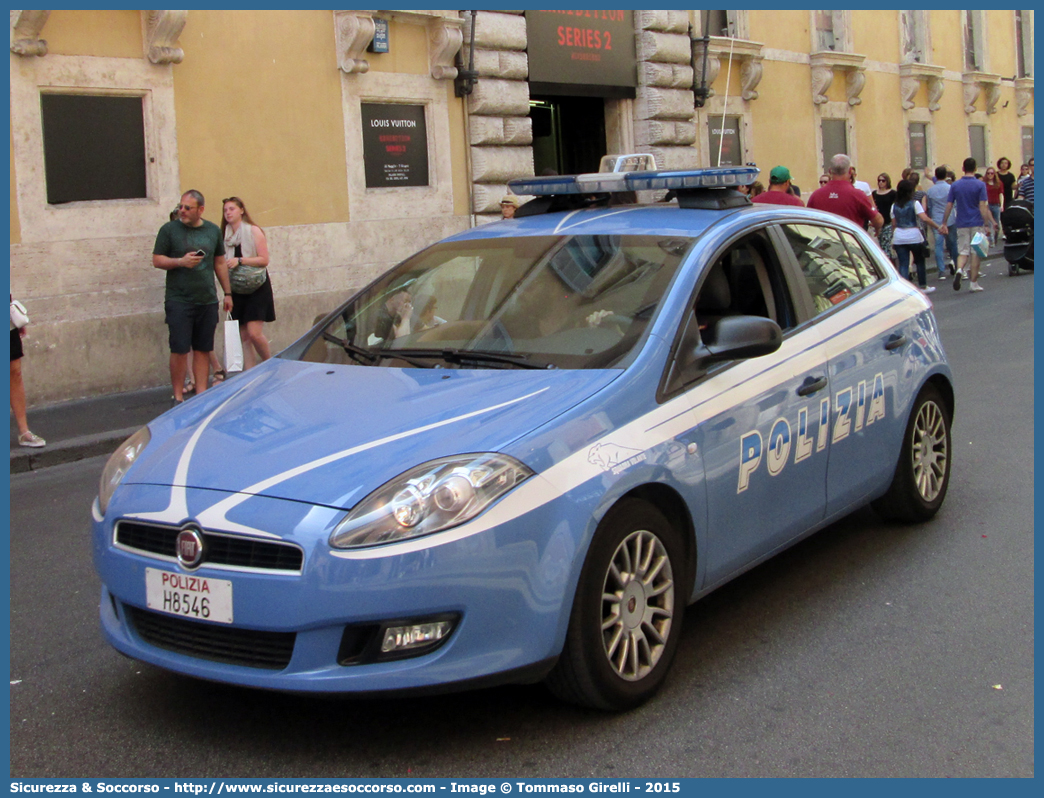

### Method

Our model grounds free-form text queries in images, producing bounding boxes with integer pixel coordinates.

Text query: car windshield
[297,234,693,369]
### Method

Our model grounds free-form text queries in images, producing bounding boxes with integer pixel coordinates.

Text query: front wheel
[546,499,686,710]
[872,383,952,522]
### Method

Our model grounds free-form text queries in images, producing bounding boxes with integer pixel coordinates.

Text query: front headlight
[98,426,151,514]
[329,453,533,549]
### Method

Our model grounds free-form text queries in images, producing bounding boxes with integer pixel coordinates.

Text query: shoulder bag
[230,263,267,294]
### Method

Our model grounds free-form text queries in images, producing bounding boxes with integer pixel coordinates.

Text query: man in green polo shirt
[152,190,233,402]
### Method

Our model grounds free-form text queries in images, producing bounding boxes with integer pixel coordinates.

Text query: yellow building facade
[8,10,1034,403]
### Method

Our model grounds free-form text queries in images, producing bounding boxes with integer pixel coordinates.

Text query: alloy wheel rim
[600,529,675,681]
[912,400,948,502]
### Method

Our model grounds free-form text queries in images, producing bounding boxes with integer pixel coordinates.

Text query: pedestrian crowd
[12,154,1034,448]
[755,152,1034,296]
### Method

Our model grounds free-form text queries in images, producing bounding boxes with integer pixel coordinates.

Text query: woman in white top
[891,178,943,293]
[221,197,275,369]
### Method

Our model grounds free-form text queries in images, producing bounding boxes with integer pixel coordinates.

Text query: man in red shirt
[808,153,883,232]
[751,166,805,206]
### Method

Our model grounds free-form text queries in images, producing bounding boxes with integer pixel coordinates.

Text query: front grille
[126,606,295,670]
[115,520,303,572]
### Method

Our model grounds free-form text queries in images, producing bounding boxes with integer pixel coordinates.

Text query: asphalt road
[9,262,1033,778]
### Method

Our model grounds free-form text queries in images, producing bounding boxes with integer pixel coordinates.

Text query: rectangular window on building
[708,116,743,166]
[1016,10,1033,78]
[703,10,732,37]
[901,10,926,64]
[815,10,836,51]
[908,123,928,169]
[969,125,987,170]
[821,119,847,172]
[964,12,983,72]
[1022,127,1035,165]
[40,93,147,205]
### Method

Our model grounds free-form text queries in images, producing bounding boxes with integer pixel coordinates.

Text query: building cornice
[809,50,867,106]
[899,62,946,111]
[10,10,50,57]
[692,35,764,101]
[962,70,1003,114]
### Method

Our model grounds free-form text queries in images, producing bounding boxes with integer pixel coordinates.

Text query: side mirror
[701,315,783,362]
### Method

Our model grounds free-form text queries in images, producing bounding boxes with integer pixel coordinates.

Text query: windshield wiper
[322,334,435,369]
[322,332,378,366]
[388,348,554,370]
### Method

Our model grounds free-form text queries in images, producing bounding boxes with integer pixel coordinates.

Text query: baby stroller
[1001,200,1034,275]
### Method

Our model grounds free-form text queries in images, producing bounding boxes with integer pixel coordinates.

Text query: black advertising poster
[709,117,743,167]
[526,10,636,90]
[361,103,429,188]
[909,123,927,169]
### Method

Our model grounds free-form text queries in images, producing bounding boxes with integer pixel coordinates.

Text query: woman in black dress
[996,157,1017,212]
[873,173,897,262]
[221,197,275,369]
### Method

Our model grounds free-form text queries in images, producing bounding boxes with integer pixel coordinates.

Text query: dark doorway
[530,95,606,176]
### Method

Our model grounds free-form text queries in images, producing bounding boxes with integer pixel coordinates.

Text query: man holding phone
[153,190,233,402]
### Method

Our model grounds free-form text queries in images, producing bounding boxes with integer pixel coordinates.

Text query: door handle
[885,332,908,351]
[797,375,828,396]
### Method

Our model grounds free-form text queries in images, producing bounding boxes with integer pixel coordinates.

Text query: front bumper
[92,483,585,693]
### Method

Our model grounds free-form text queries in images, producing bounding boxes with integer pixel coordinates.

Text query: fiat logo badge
[176,527,205,570]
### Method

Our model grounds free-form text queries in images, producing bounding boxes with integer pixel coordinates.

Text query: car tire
[872,383,951,522]
[546,499,684,710]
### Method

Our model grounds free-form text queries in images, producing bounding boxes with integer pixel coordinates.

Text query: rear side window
[779,224,880,314]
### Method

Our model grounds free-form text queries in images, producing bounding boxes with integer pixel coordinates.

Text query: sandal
[211,368,227,384]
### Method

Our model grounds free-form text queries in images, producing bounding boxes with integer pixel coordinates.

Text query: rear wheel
[872,383,951,522]
[546,499,685,710]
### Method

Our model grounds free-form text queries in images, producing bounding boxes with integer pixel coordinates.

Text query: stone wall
[635,11,698,171]
[10,215,468,404]
[463,10,534,217]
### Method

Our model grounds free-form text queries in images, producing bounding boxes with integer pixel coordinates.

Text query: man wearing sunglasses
[152,190,233,402]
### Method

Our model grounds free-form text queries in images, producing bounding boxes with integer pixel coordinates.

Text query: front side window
[299,235,693,370]
[779,224,879,315]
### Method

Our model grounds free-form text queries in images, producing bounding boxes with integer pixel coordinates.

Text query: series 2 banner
[526,10,637,91]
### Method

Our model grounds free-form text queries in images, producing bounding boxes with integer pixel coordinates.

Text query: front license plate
[145,568,233,624]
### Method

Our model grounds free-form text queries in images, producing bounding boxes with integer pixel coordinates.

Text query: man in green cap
[752,165,805,207]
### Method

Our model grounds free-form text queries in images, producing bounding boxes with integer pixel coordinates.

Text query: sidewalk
[8,245,1014,474]
[10,385,173,473]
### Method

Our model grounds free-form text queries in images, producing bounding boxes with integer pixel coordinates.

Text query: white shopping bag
[970,231,989,259]
[223,313,244,373]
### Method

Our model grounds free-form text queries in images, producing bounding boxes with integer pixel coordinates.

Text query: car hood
[126,359,620,509]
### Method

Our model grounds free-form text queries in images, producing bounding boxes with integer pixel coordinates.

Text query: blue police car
[92,159,953,710]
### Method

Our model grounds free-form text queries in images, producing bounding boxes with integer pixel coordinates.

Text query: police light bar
[509,165,760,197]
[599,153,657,173]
